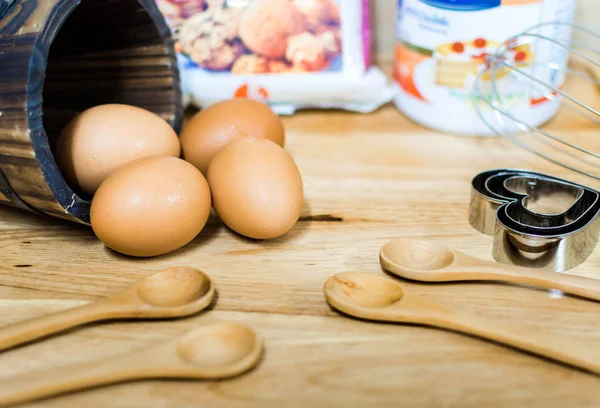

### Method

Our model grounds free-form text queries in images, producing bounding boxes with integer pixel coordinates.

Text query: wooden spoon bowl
[133,266,214,312]
[0,267,215,351]
[381,239,455,272]
[177,322,262,376]
[0,322,263,406]
[325,272,404,310]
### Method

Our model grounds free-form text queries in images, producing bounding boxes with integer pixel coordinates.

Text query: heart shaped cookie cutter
[469,169,600,272]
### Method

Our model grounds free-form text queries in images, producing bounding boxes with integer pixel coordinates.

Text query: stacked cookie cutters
[469,169,600,272]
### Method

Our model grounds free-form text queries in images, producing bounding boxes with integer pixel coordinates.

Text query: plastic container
[392,0,576,136]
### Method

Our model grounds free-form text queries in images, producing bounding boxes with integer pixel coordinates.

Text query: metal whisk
[473,22,600,181]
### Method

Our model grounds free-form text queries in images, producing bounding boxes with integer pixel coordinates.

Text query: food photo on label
[393,0,576,135]
[156,0,397,114]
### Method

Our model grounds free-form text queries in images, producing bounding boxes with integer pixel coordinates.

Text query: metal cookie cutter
[469,169,600,272]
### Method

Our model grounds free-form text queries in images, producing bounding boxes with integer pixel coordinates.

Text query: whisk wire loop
[473,22,600,181]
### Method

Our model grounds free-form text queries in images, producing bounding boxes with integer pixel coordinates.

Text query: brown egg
[207,138,303,240]
[90,156,211,257]
[55,104,181,195]
[180,99,285,175]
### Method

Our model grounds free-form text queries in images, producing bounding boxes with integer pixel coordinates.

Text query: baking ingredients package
[393,0,576,135]
[156,0,396,114]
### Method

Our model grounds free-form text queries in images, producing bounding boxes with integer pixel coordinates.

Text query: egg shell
[180,98,285,175]
[55,104,181,195]
[90,156,211,257]
[207,138,303,240]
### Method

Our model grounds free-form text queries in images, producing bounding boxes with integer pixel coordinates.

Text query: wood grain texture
[0,0,182,224]
[1,72,600,406]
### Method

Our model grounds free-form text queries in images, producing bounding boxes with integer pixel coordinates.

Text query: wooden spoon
[379,238,600,301]
[0,322,263,406]
[0,267,215,351]
[325,272,600,375]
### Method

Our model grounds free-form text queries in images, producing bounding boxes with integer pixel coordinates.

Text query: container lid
[419,0,501,11]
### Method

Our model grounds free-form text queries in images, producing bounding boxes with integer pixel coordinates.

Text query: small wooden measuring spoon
[379,239,600,301]
[0,267,215,351]
[0,322,263,406]
[324,272,600,375]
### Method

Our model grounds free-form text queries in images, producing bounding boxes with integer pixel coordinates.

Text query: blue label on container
[419,0,501,11]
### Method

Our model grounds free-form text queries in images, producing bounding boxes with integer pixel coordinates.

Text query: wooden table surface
[2,73,600,407]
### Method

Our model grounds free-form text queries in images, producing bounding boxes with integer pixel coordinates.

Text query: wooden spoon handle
[405,296,600,375]
[454,251,600,302]
[0,352,151,406]
[495,268,600,302]
[0,301,120,352]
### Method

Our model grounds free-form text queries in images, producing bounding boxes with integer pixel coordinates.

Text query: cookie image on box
[156,0,206,22]
[239,0,308,59]
[232,54,269,74]
[314,26,341,58]
[286,32,328,71]
[293,0,340,31]
[179,7,245,70]
[434,38,534,89]
[159,0,343,74]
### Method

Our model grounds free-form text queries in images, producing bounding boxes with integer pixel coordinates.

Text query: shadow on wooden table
[102,214,225,261]
[0,205,92,233]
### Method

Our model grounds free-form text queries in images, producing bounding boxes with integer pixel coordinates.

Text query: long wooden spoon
[324,272,600,375]
[0,322,263,406]
[379,238,600,301]
[0,267,215,351]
